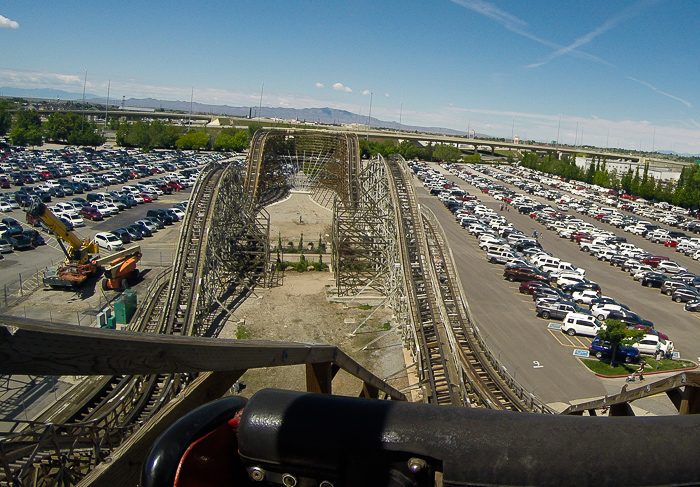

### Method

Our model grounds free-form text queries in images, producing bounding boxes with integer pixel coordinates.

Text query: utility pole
[81,70,87,131]
[556,114,561,146]
[258,82,264,123]
[104,80,110,135]
[399,102,403,132]
[188,87,193,127]
[366,91,373,140]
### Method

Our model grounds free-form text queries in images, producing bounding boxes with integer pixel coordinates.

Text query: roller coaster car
[142,389,700,487]
[99,246,142,291]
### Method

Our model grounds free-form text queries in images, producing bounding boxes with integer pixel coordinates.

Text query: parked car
[94,232,125,251]
[22,229,45,246]
[657,261,687,274]
[9,233,33,250]
[536,301,586,320]
[632,334,674,357]
[605,310,654,329]
[685,299,700,312]
[135,219,158,233]
[503,266,550,283]
[561,312,602,337]
[589,337,640,363]
[589,297,629,311]
[0,238,13,253]
[671,286,700,303]
[641,272,667,288]
[110,228,132,244]
[571,289,601,304]
[80,206,103,221]
[128,223,152,238]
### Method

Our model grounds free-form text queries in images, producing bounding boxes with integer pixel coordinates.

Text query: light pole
[556,114,561,146]
[366,91,373,140]
[511,116,515,142]
[399,102,403,132]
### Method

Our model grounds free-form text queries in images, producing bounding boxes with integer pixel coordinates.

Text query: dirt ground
[218,192,411,399]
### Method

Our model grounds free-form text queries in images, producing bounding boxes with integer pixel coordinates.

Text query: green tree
[175,130,209,150]
[0,101,11,136]
[10,109,43,147]
[598,319,646,367]
[433,143,462,162]
[248,122,263,138]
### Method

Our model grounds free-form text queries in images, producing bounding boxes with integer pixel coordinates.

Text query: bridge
[2,129,700,486]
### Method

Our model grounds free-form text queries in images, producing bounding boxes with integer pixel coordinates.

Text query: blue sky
[1,0,700,154]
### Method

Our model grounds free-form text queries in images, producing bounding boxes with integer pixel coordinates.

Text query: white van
[561,312,602,337]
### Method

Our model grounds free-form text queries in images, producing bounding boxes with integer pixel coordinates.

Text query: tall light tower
[366,91,373,140]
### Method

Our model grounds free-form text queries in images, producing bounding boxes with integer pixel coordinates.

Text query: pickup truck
[487,249,519,265]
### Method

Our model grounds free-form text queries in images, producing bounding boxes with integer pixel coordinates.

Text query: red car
[664,240,679,248]
[519,281,549,295]
[140,193,152,203]
[642,255,670,268]
[80,207,103,221]
[0,176,10,189]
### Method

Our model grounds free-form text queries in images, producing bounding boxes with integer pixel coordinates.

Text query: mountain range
[0,86,471,136]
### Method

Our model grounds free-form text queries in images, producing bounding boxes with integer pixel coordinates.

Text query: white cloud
[384,93,390,98]
[0,15,19,29]
[314,82,324,88]
[362,90,371,95]
[0,69,83,88]
[333,82,352,93]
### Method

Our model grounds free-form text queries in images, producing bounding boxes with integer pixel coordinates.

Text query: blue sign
[547,322,561,330]
[672,351,680,359]
[573,349,590,358]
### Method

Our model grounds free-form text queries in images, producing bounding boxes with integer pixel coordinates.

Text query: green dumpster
[114,289,138,324]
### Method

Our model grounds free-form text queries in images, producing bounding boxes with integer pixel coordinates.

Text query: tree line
[518,151,700,210]
[359,138,481,163]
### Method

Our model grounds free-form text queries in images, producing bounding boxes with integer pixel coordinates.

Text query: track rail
[386,157,461,406]
[421,212,526,411]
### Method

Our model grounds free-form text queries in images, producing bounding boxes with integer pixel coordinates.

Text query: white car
[168,207,185,220]
[633,334,674,357]
[556,273,588,288]
[657,261,687,274]
[571,289,600,304]
[561,312,602,337]
[590,303,625,321]
[94,232,124,251]
[632,266,655,281]
[64,213,85,228]
[0,201,12,212]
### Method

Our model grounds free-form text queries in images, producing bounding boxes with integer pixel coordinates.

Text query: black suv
[606,310,654,328]
[641,272,667,288]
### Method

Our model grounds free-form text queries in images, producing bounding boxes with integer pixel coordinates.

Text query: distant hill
[0,86,98,101]
[1,88,478,137]
[86,96,473,136]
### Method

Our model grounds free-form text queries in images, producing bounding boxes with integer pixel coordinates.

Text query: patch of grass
[380,322,391,330]
[581,357,696,376]
[236,325,252,340]
[358,305,373,310]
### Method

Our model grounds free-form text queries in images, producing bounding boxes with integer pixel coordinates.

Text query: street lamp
[556,114,561,146]
[366,92,373,140]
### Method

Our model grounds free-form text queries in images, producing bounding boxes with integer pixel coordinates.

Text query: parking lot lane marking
[547,329,576,347]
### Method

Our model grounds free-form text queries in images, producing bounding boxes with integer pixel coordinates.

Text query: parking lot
[414,161,697,410]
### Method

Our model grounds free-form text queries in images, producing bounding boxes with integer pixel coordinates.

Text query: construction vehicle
[28,199,143,290]
[96,245,142,290]
[27,199,100,289]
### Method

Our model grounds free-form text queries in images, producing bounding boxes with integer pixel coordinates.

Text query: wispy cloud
[526,0,661,68]
[332,82,352,93]
[450,0,610,66]
[362,90,371,95]
[627,76,692,108]
[0,15,19,29]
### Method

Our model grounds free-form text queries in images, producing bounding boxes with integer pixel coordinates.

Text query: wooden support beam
[306,362,333,394]
[667,388,684,411]
[609,402,635,417]
[78,370,244,487]
[0,317,406,401]
[359,382,379,399]
[679,386,700,415]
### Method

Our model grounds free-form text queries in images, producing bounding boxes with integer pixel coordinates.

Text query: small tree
[598,319,645,366]
[297,233,304,252]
